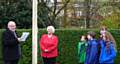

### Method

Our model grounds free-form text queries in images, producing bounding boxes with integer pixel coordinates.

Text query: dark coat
[2,29,21,60]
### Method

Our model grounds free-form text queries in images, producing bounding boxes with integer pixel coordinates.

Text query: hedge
[38,29,120,64]
[0,29,32,64]
[1,29,119,64]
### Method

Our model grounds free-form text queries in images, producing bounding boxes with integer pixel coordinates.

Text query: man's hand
[18,38,21,42]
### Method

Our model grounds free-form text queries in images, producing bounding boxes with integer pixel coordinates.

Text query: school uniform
[99,40,116,64]
[85,39,98,64]
[78,41,87,64]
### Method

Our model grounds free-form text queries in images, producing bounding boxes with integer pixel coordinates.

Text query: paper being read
[20,32,30,41]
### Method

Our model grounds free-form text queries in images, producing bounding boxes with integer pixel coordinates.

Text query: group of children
[78,26,116,64]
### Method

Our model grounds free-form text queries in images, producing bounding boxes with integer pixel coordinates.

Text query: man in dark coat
[2,21,21,64]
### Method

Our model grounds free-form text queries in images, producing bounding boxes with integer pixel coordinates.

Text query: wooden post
[32,0,38,64]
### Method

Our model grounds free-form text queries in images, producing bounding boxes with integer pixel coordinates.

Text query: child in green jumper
[78,35,87,64]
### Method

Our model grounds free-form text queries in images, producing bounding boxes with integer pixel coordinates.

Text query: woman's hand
[45,49,48,52]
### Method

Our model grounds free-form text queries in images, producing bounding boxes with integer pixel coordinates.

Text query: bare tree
[38,0,70,28]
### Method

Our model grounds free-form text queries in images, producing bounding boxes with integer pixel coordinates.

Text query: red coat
[40,34,58,58]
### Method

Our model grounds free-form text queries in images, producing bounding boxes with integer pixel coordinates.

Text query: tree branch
[55,0,70,16]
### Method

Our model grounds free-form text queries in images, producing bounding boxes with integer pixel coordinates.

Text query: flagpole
[32,0,38,64]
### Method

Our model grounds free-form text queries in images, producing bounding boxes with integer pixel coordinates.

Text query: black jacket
[2,29,21,60]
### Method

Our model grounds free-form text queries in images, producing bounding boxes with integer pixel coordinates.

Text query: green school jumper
[78,41,87,63]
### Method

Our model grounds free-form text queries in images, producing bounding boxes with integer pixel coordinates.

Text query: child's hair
[80,35,88,41]
[100,25,107,30]
[87,31,96,38]
[102,34,111,52]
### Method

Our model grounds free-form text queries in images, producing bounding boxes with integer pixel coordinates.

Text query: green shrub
[38,29,120,64]
[1,29,119,64]
[0,29,32,64]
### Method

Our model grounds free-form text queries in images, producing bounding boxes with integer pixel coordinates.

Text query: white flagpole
[32,0,38,64]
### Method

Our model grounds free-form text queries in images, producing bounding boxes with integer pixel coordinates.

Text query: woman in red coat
[40,26,58,64]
